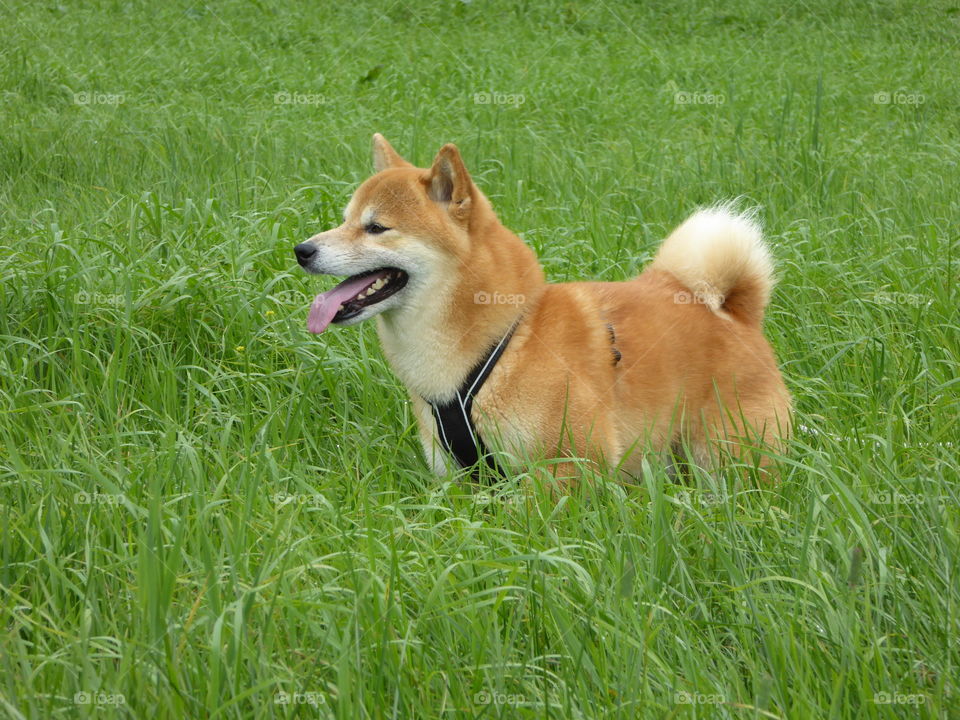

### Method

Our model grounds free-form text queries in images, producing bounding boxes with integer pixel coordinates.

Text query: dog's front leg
[409,393,451,476]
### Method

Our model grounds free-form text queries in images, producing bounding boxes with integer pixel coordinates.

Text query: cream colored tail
[651,205,775,324]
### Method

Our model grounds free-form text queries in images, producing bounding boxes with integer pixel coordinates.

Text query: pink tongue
[307,273,384,334]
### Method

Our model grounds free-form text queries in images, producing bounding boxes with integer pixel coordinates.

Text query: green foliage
[0,1,957,718]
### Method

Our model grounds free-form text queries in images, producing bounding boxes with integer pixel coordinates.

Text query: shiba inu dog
[294,134,791,482]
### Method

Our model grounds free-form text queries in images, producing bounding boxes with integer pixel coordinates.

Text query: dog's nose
[294,242,317,264]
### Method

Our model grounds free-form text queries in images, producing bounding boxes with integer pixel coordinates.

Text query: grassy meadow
[1,0,958,717]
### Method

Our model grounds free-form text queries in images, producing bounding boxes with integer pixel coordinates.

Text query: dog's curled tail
[651,205,774,325]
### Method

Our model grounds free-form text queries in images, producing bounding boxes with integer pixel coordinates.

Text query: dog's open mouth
[307,268,408,334]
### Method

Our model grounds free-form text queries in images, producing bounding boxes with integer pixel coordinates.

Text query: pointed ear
[426,143,473,219]
[372,133,411,172]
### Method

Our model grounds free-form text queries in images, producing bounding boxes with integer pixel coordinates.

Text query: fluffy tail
[651,205,774,325]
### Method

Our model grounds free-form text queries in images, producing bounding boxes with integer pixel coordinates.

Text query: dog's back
[475,206,791,477]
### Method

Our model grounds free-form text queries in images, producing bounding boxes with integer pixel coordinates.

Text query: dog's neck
[376,222,544,403]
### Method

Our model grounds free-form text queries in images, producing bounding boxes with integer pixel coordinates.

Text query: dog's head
[295,134,486,333]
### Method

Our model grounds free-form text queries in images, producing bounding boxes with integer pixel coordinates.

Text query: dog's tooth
[372,278,386,290]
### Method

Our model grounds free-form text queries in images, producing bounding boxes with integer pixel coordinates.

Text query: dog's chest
[375,319,466,401]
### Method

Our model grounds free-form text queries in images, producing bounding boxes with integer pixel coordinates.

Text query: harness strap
[606,322,621,365]
[429,324,517,480]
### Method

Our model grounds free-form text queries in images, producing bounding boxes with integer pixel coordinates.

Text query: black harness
[426,319,620,479]
[428,324,516,480]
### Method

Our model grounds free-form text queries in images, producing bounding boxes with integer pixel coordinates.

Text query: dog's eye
[365,223,390,235]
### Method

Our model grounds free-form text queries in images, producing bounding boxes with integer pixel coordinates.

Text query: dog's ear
[372,133,411,172]
[426,143,473,220]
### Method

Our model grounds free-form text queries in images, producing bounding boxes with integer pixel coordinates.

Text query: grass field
[1,0,958,717]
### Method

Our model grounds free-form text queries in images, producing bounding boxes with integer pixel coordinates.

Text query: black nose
[294,242,317,264]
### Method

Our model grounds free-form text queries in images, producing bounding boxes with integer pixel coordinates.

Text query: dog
[294,134,791,482]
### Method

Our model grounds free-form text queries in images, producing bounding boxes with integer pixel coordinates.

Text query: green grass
[1,0,958,718]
